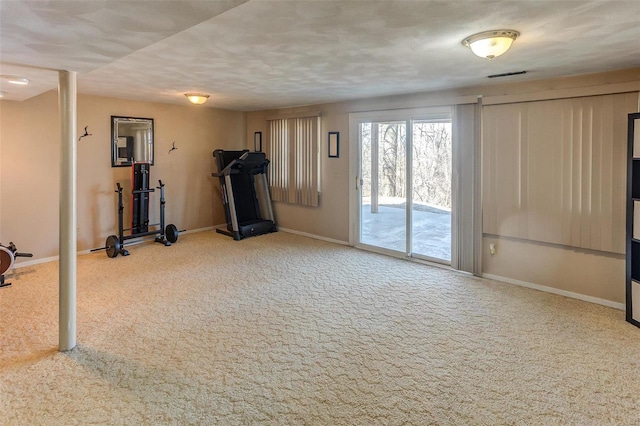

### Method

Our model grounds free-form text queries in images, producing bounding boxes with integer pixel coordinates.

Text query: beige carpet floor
[1,230,639,425]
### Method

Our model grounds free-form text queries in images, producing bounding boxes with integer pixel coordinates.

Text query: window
[267,113,320,207]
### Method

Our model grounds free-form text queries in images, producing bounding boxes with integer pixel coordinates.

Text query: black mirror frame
[111,116,155,167]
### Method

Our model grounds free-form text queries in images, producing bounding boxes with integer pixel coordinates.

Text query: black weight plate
[166,224,179,243]
[106,235,120,258]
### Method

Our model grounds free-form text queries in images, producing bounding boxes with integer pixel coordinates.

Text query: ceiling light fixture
[462,30,519,60]
[1,75,30,85]
[184,93,209,105]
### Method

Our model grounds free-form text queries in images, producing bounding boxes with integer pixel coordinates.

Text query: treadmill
[212,149,277,240]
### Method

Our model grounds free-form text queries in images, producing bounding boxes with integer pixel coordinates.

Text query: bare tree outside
[361,121,451,209]
[412,121,452,209]
[361,123,371,199]
[381,123,406,198]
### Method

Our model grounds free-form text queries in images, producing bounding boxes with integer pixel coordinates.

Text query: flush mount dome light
[184,93,209,105]
[1,75,30,85]
[462,30,519,60]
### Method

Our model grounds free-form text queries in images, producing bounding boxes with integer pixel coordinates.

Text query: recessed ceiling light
[1,75,30,85]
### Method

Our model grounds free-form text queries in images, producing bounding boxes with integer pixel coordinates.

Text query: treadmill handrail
[214,152,270,176]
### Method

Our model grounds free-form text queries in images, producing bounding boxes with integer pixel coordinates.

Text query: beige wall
[246,106,351,242]
[2,69,639,305]
[0,91,245,259]
[482,235,624,303]
[246,68,640,304]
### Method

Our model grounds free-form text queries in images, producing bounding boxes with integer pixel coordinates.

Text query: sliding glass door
[356,108,452,264]
[360,121,407,252]
[410,119,452,260]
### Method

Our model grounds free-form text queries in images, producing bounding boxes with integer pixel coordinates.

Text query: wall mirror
[111,116,154,167]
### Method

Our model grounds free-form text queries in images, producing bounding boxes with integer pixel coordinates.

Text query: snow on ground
[360,197,451,261]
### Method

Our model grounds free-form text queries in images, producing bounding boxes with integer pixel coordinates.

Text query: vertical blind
[451,102,481,275]
[483,92,639,254]
[267,115,320,207]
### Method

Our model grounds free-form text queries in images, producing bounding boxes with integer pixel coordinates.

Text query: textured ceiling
[1,0,639,111]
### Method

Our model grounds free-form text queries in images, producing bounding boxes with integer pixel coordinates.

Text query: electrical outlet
[77,227,81,236]
[489,243,496,255]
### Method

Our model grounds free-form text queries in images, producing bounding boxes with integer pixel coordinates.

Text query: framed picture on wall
[328,132,339,158]
[254,132,262,152]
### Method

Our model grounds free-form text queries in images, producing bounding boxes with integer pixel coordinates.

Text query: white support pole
[58,70,77,351]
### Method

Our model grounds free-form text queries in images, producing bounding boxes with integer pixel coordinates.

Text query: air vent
[487,70,527,79]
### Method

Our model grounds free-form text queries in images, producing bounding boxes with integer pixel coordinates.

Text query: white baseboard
[11,226,217,270]
[278,227,349,246]
[13,255,60,269]
[482,273,625,311]
[183,225,216,235]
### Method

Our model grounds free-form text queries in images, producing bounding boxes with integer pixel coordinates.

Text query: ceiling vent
[487,71,527,79]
